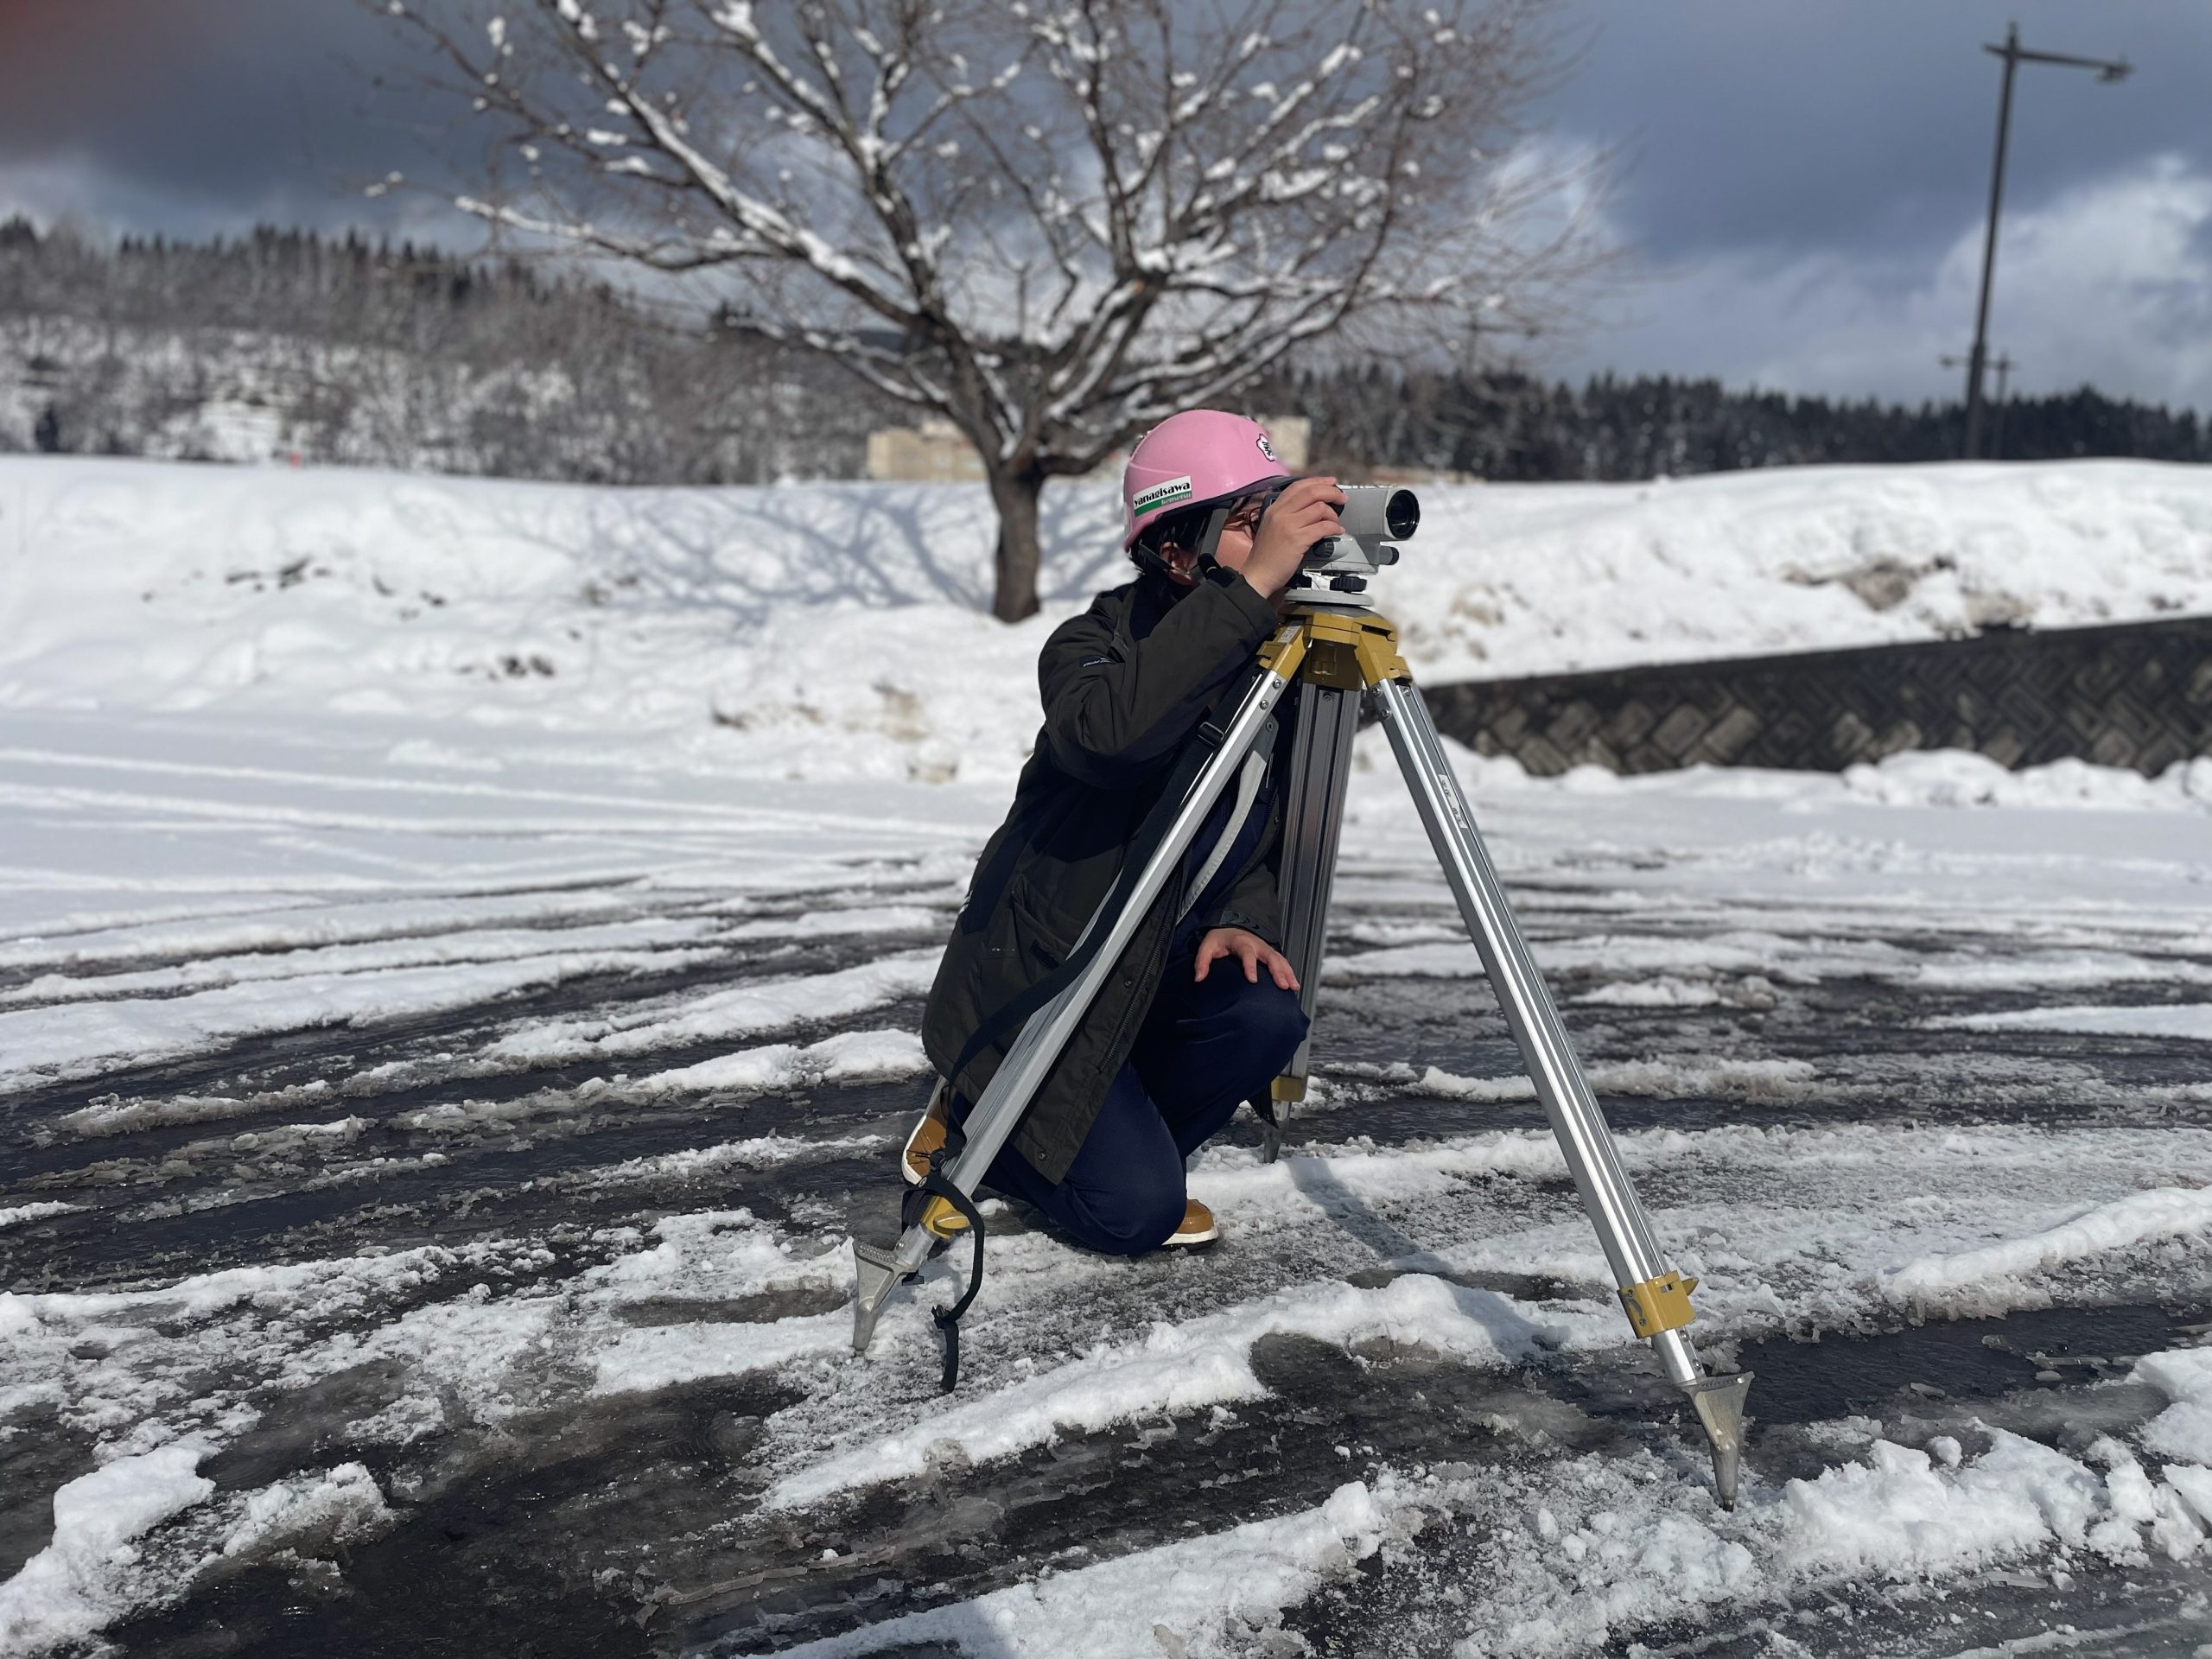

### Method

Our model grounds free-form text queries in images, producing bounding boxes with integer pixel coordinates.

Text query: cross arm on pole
[1986,41,2133,80]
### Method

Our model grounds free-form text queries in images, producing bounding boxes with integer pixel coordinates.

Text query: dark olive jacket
[920,563,1289,1184]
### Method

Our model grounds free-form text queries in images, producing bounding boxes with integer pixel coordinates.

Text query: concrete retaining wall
[1421,615,2212,777]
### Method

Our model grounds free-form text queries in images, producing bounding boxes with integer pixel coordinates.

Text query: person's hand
[1194,926,1300,990]
[1241,476,1345,598]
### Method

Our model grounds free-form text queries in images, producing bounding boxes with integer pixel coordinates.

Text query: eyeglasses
[1223,498,1266,535]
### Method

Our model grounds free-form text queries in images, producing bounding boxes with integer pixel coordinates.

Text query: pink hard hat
[1121,410,1291,550]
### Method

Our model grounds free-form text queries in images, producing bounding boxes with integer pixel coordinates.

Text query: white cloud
[1560,153,2212,409]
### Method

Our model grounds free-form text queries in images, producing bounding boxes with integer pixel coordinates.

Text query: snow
[1935,1003,2212,1042]
[632,1027,928,1094]
[766,1478,1395,1659]
[1423,1415,2212,1656]
[6,455,2211,795]
[767,1417,2212,1659]
[1878,1188,2212,1312]
[0,916,720,1008]
[766,1271,1587,1511]
[0,1202,77,1230]
[588,1131,887,1188]
[217,1463,390,1560]
[1781,1431,2104,1574]
[483,952,938,1066]
[2136,1347,2212,1466]
[1408,1056,1821,1104]
[4,454,2212,1652]
[590,1305,853,1397]
[0,1443,213,1652]
[0,937,730,1090]
[1844,748,2212,811]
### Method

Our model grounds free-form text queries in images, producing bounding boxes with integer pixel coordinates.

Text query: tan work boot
[902,1078,953,1187]
[1161,1199,1219,1248]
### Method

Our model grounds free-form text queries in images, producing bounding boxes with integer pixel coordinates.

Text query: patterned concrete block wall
[1421,615,2212,777]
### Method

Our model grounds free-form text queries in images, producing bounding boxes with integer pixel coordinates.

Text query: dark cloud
[1541,0,2212,265]
[1,1,2207,403]
[0,0,448,235]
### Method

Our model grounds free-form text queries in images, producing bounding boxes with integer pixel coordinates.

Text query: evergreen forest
[5,219,2206,483]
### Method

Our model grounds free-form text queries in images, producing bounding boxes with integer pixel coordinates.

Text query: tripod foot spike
[851,1238,902,1355]
[1681,1370,1753,1509]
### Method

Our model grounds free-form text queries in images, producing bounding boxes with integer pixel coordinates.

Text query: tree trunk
[987,462,1046,623]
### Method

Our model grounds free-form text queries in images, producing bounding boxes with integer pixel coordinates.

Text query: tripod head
[1279,483,1420,608]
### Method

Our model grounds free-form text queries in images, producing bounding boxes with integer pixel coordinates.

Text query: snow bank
[0,1201,77,1229]
[1843,749,2212,811]
[768,1414,2209,1659]
[0,915,717,1008]
[632,1027,928,1094]
[766,1478,1394,1659]
[586,1132,887,1188]
[1934,1003,2212,1042]
[0,1444,213,1652]
[7,454,2209,787]
[1777,1432,2101,1578]
[1446,1421,2207,1656]
[218,1463,389,1560]
[589,1308,854,1399]
[2135,1346,2212,1466]
[0,938,728,1090]
[1878,1186,2212,1310]
[482,951,938,1066]
[1403,1056,1820,1105]
[767,1273,1572,1511]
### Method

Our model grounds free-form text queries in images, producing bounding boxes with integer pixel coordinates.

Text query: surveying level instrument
[851,486,1753,1506]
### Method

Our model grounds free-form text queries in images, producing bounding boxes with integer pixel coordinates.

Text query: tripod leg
[853,631,1309,1356]
[1267,682,1362,1160]
[1369,677,1751,1507]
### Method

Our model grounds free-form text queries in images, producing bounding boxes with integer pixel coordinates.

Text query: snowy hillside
[5,455,2211,788]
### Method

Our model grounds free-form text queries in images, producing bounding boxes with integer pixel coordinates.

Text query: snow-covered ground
[7,454,2212,787]
[2,455,2210,1656]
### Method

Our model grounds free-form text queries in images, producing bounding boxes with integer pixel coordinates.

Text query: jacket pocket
[1006,882,1077,981]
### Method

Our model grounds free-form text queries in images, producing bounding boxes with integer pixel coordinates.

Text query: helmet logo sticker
[1255,431,1278,464]
[1131,475,1194,514]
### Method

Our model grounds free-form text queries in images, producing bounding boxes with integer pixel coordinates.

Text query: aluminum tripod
[850,537,1752,1507]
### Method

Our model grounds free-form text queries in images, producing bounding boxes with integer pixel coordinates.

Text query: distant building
[1262,416,1311,473]
[865,418,986,482]
[864,413,1311,482]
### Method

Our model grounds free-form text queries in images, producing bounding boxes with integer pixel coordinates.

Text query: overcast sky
[3,1,2208,409]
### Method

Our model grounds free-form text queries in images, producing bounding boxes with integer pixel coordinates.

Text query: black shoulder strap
[904,1137,989,1392]
[946,664,1262,1085]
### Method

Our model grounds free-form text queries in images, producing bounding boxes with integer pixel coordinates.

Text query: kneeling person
[908,410,1346,1255]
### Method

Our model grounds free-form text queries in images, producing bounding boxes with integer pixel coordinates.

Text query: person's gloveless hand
[1240,476,1345,598]
[1194,926,1299,990]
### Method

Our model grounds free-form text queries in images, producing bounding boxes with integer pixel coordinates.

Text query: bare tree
[374,0,1598,620]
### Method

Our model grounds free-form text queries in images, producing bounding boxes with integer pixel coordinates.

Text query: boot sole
[900,1116,931,1186]
[1161,1223,1219,1248]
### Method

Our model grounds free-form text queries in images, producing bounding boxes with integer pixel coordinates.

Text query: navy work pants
[976,948,1308,1255]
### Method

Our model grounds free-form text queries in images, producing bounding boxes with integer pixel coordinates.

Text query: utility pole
[1961,23,2130,461]
[1943,350,2015,458]
[1990,353,2014,459]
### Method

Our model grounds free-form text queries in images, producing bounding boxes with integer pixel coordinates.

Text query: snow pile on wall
[1842,749,2212,810]
[3,455,2209,786]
